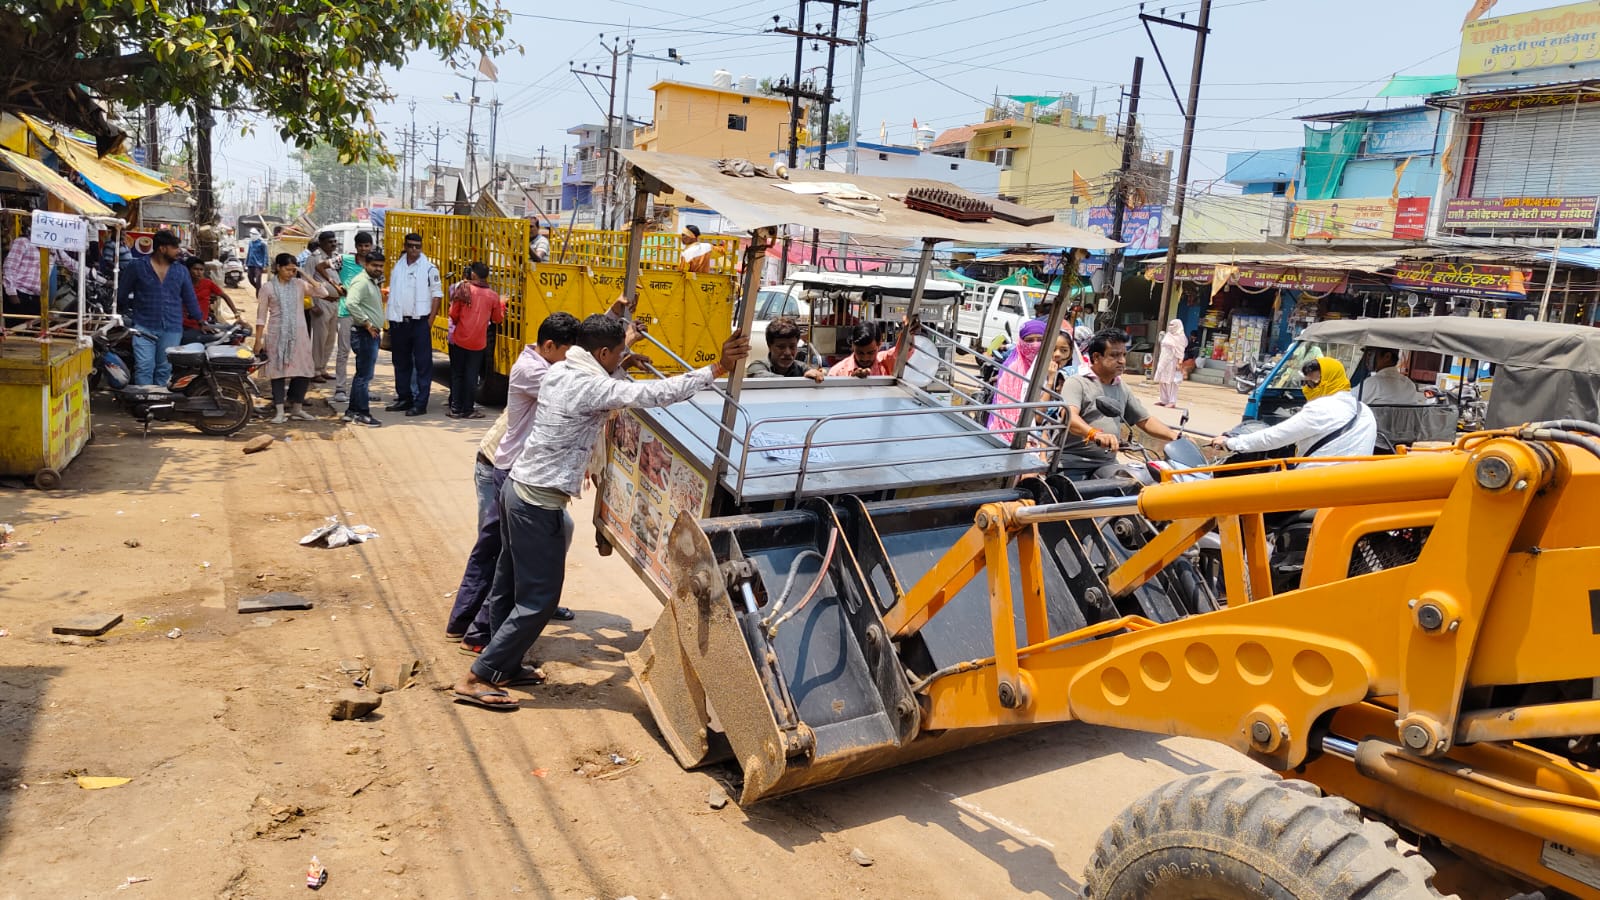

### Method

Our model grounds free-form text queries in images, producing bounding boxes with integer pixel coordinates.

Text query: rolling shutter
[1473,104,1600,198]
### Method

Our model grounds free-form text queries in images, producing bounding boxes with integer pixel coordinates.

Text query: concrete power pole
[773,1,856,277]
[845,0,868,175]
[1104,56,1144,315]
[1145,0,1213,346]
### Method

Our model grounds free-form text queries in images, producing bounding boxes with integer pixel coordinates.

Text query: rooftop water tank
[712,69,733,90]
[738,74,758,93]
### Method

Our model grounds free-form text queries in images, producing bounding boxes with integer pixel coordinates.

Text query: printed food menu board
[597,410,710,598]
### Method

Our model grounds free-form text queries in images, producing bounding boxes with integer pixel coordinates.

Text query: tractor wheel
[1084,771,1451,900]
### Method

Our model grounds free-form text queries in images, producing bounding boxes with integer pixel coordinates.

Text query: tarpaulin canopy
[1004,94,1066,107]
[21,115,168,202]
[997,269,1042,286]
[618,150,1121,251]
[1303,121,1366,201]
[1300,317,1600,427]
[0,148,114,217]
[1377,75,1458,98]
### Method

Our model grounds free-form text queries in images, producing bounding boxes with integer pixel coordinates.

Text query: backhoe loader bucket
[629,477,1216,803]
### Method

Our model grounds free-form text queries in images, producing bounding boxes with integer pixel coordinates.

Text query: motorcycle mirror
[1178,408,1190,427]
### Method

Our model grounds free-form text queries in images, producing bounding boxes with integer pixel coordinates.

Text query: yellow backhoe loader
[626,421,1600,899]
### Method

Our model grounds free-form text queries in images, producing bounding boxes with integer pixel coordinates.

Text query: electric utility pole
[487,97,502,201]
[845,0,869,175]
[621,44,688,150]
[1143,0,1213,342]
[1104,56,1144,313]
[773,0,856,275]
[407,99,418,208]
[571,37,622,226]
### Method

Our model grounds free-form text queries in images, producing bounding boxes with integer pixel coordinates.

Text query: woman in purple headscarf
[987,318,1050,438]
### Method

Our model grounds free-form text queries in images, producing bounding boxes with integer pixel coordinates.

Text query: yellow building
[963,110,1170,212]
[633,79,799,160]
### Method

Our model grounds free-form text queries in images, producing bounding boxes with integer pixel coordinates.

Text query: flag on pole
[1072,169,1092,201]
[912,118,919,130]
[478,52,499,82]
[1462,0,1497,26]
[305,189,316,216]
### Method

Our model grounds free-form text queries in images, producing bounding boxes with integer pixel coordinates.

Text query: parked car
[956,282,1051,350]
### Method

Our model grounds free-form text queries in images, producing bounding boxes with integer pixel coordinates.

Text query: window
[993,148,1014,171]
[545,198,559,214]
[1004,129,1012,138]
[728,114,748,131]
[741,97,750,105]
[950,163,960,170]
[878,153,888,161]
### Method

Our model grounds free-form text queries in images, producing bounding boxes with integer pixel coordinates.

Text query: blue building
[560,123,606,222]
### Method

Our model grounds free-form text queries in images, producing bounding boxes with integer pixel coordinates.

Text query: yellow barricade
[384,211,733,385]
[555,228,740,274]
[525,264,733,376]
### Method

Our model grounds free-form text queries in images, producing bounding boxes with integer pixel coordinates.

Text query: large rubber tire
[1084,772,1450,900]
[193,379,253,436]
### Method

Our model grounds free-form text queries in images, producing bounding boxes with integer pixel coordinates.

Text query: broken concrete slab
[52,613,123,636]
[237,592,313,614]
[330,690,382,721]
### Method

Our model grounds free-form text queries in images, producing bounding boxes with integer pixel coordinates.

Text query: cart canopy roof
[1300,317,1600,427]
[619,150,1121,251]
[1301,317,1600,376]
[789,270,968,297]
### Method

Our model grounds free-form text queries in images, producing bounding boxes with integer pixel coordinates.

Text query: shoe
[405,407,426,417]
[290,408,317,421]
[351,413,382,427]
[553,607,575,621]
[385,400,412,412]
[332,391,348,403]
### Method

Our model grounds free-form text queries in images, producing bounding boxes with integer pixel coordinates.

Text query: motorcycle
[92,324,259,436]
[50,265,115,316]
[1234,354,1268,395]
[220,250,246,289]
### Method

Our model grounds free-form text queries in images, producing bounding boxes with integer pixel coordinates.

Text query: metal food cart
[593,151,1120,600]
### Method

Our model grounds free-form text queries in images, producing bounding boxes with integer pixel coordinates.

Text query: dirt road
[0,313,1255,899]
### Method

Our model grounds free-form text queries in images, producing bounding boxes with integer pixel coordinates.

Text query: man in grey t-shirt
[1056,329,1182,478]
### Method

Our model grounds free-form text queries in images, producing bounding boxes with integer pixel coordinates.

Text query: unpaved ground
[0,295,1260,899]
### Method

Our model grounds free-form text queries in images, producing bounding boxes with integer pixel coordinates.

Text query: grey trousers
[470,481,574,684]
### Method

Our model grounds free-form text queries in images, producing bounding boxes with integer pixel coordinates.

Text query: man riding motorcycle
[1056,328,1182,480]
[1211,356,1376,465]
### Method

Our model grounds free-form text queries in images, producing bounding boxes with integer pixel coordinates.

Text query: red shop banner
[1442,196,1599,230]
[1390,261,1530,297]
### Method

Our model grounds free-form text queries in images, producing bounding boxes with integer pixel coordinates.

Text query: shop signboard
[1289,198,1432,241]
[1458,1,1600,78]
[596,410,711,598]
[1150,262,1349,292]
[1442,196,1599,229]
[1390,261,1531,298]
[1463,90,1600,114]
[1086,205,1164,249]
[30,210,88,252]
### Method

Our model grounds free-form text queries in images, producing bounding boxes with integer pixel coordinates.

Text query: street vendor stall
[597,150,1118,597]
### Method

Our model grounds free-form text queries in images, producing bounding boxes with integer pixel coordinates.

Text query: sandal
[452,688,517,710]
[496,664,547,687]
[552,607,575,621]
[458,642,485,656]
[445,631,465,642]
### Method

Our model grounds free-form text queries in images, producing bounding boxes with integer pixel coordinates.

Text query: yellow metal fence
[383,212,734,382]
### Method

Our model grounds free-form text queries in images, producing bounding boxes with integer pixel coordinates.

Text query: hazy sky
[210,0,1561,206]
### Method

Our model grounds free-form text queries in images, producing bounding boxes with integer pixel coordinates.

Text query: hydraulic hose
[1517,426,1600,463]
[761,528,839,639]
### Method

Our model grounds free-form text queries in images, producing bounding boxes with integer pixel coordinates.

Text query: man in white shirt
[445,311,582,653]
[385,232,443,416]
[530,223,551,265]
[1212,356,1376,466]
[451,315,750,709]
[1356,347,1423,407]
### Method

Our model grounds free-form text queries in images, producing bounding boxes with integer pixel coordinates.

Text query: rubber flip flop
[552,607,576,621]
[445,632,465,642]
[497,665,547,687]
[458,643,485,656]
[452,689,517,710]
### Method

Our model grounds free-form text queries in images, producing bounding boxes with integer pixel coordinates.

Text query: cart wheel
[33,468,62,490]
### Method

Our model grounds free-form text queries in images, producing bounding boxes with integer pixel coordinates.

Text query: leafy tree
[300,143,394,220]
[0,0,513,163]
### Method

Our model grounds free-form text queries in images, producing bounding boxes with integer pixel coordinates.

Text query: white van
[956,283,1050,350]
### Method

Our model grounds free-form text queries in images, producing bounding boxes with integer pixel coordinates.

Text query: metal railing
[631,324,1073,502]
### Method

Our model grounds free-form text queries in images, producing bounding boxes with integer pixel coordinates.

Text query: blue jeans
[131,328,183,386]
[448,460,507,641]
[349,325,379,415]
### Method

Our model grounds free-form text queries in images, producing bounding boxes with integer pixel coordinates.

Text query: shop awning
[1536,246,1600,270]
[1377,75,1457,98]
[21,114,169,202]
[0,148,114,217]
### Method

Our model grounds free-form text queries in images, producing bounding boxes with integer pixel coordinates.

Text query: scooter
[93,324,259,436]
[1234,354,1267,394]
[220,250,246,289]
